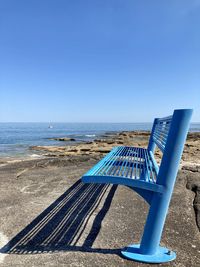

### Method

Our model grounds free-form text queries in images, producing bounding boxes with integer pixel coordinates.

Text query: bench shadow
[1,179,120,256]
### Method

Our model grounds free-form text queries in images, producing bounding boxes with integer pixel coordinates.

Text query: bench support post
[121,109,192,263]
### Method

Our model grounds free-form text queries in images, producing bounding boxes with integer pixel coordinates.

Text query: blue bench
[82,109,193,263]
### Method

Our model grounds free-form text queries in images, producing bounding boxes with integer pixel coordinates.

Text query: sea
[0,122,200,159]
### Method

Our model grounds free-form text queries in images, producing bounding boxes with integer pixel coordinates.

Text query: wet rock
[49,137,76,142]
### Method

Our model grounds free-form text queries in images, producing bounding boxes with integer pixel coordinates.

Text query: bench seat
[82,146,163,193]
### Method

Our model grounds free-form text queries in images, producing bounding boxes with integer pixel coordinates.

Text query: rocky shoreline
[29,131,200,166]
[0,131,199,266]
[29,131,152,157]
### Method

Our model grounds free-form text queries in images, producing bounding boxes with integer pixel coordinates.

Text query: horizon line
[0,121,199,124]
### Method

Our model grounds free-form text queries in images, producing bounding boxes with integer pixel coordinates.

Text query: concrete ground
[0,157,199,267]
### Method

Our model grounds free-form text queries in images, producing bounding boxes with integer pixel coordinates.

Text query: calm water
[0,122,199,158]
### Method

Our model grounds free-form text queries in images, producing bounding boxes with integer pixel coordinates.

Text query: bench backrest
[147,109,192,186]
[150,116,172,153]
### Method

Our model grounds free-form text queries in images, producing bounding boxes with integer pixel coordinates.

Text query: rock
[30,146,47,151]
[43,153,58,157]
[182,165,200,173]
[115,140,124,144]
[92,147,111,153]
[80,148,91,152]
[94,139,106,143]
[67,148,78,152]
[119,132,129,137]
[101,134,116,138]
[30,146,66,152]
[188,132,200,140]
[49,137,76,142]
[186,172,200,231]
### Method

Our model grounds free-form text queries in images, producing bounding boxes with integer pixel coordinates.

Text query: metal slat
[153,131,166,151]
[113,147,130,177]
[153,118,172,153]
[94,146,124,176]
[154,128,170,140]
[125,147,136,178]
[85,147,119,176]
[84,146,159,184]
[118,147,133,177]
[106,147,127,177]
[145,150,156,182]
[140,148,145,178]
[143,149,150,182]
[119,147,130,177]
[134,147,140,179]
[130,147,139,179]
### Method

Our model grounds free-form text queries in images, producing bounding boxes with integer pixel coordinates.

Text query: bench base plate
[121,244,176,263]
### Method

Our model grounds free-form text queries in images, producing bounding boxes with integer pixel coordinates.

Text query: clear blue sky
[0,0,199,122]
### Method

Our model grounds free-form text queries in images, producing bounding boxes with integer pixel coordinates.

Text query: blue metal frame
[82,109,193,263]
